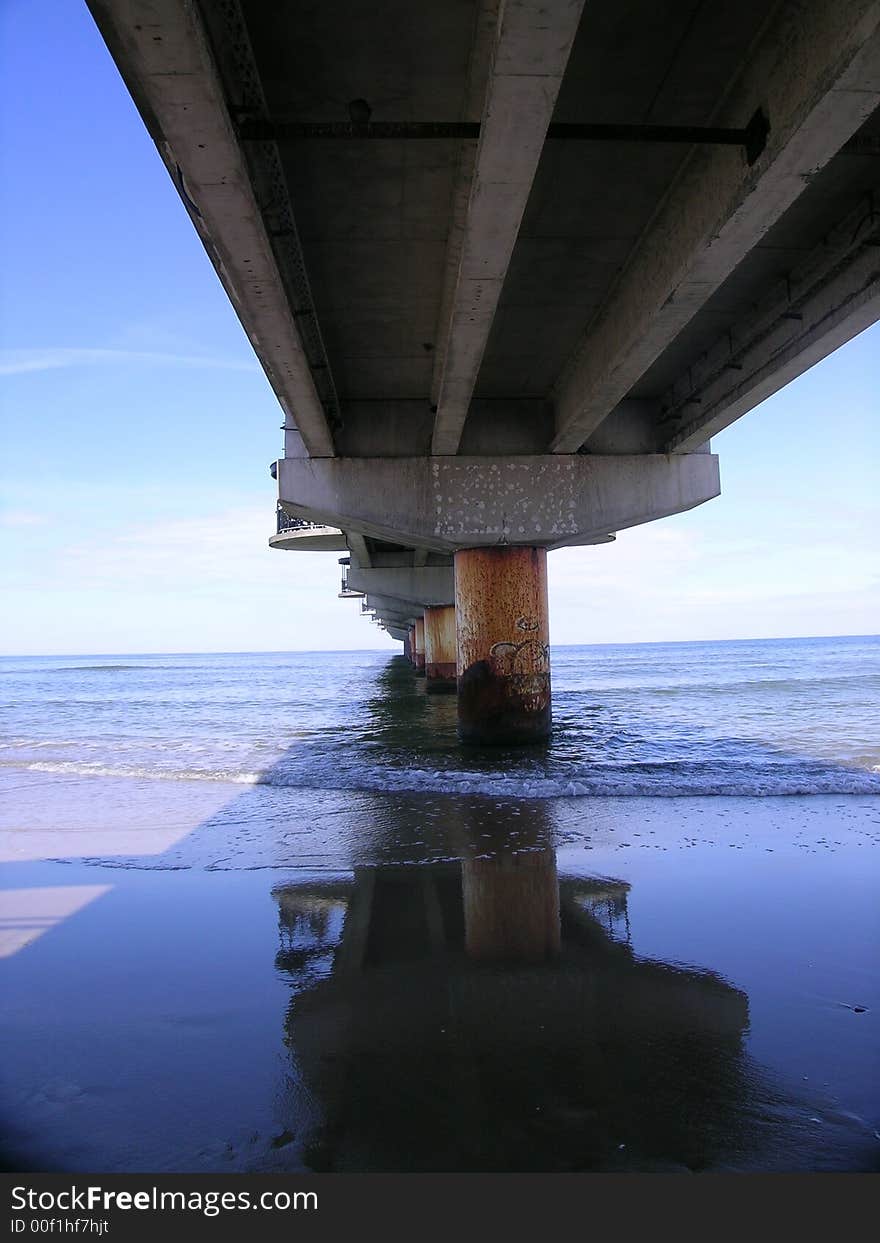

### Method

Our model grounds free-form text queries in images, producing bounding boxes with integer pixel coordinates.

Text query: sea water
[2,635,878,802]
[1,635,878,1172]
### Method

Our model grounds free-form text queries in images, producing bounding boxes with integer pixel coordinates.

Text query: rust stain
[423,604,456,692]
[413,616,426,673]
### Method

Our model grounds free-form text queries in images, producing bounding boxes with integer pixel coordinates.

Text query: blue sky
[1,0,877,654]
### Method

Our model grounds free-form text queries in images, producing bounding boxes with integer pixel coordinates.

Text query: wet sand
[1,779,878,1172]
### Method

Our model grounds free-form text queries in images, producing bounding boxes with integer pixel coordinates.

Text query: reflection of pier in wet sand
[272,808,754,1172]
[2,780,876,1173]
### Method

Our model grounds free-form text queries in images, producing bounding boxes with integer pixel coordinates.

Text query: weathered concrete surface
[431,0,587,455]
[346,532,372,569]
[87,0,337,458]
[346,566,454,606]
[94,0,880,471]
[665,199,880,451]
[423,605,457,693]
[550,0,880,453]
[277,454,719,552]
[413,616,426,674]
[455,546,550,745]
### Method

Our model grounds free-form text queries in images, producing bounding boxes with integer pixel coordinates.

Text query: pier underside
[88,0,880,741]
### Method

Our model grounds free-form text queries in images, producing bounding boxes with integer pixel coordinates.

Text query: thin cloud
[60,507,338,593]
[0,509,48,528]
[0,347,260,376]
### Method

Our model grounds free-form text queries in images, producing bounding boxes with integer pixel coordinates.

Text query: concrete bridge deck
[89,0,880,738]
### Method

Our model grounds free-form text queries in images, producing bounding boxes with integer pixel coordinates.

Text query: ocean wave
[5,760,263,784]
[6,757,880,798]
[559,674,880,695]
[6,663,209,675]
[48,665,145,672]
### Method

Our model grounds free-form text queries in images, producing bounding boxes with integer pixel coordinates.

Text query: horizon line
[1,632,877,660]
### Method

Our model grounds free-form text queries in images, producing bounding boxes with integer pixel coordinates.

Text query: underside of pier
[90,0,880,739]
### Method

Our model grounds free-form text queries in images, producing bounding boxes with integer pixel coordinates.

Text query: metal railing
[276,505,329,535]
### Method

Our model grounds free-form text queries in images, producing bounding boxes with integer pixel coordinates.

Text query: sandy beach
[2,775,877,1172]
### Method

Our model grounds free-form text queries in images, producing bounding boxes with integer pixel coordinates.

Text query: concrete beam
[370,550,453,570]
[430,0,586,456]
[367,605,419,627]
[662,197,880,451]
[550,0,880,453]
[346,532,373,570]
[347,567,455,607]
[86,0,337,458]
[363,594,423,621]
[277,454,719,551]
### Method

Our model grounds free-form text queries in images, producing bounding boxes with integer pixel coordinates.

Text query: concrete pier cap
[276,454,719,553]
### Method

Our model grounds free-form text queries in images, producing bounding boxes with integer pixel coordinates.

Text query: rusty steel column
[413,615,426,675]
[454,546,551,744]
[423,604,456,693]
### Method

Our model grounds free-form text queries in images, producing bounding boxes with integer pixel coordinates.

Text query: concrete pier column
[454,546,551,744]
[403,628,412,664]
[423,604,457,694]
[412,616,426,675]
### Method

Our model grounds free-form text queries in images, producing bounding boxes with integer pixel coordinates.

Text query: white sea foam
[4,760,262,784]
[5,756,880,798]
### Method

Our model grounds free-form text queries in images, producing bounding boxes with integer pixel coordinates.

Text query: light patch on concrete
[278,454,720,551]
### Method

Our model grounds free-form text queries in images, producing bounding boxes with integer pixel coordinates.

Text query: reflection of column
[454,801,560,964]
[462,846,560,963]
[274,839,759,1173]
[413,616,425,674]
[423,604,457,694]
[454,547,551,744]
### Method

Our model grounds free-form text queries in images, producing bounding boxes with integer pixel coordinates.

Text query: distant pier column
[403,627,413,664]
[413,616,426,675]
[454,547,551,744]
[423,605,457,693]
